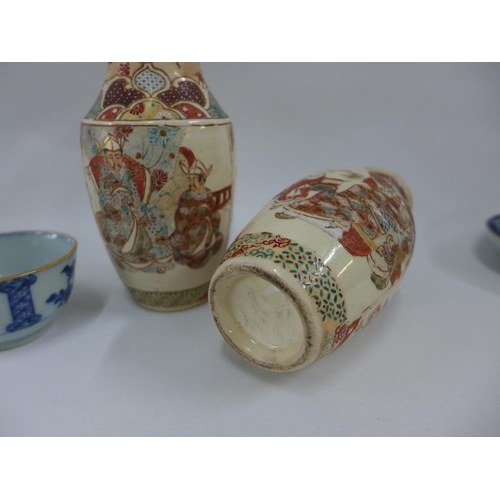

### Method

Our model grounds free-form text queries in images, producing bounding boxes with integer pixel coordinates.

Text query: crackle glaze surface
[209,168,415,371]
[81,63,235,310]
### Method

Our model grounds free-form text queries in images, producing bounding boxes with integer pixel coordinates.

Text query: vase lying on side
[81,63,235,311]
[209,168,415,371]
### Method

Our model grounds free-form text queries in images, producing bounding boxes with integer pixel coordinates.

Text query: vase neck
[84,62,228,121]
[105,62,203,82]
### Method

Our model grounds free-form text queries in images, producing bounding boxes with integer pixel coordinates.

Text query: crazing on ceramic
[81,63,235,310]
[209,168,415,371]
[0,232,76,350]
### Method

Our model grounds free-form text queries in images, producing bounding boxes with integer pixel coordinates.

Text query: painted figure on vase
[169,147,224,268]
[89,133,162,261]
[81,62,235,311]
[86,127,231,273]
[271,169,414,291]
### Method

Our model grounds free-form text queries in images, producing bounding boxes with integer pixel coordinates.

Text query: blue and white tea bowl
[0,231,77,349]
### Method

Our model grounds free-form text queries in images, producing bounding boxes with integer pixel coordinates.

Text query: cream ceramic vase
[81,63,235,310]
[209,168,415,371]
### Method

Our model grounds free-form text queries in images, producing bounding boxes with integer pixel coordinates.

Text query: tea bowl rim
[0,230,78,283]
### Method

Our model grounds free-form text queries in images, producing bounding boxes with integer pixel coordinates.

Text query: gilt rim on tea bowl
[0,230,77,282]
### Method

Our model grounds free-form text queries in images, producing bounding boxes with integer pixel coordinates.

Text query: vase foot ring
[127,283,210,312]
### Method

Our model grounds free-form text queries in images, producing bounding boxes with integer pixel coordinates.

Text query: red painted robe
[89,155,148,202]
[169,187,223,269]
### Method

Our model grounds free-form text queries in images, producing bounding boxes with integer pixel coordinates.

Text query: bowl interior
[0,231,76,279]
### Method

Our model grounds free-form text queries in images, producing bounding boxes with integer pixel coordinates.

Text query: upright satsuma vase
[209,168,415,371]
[81,63,235,310]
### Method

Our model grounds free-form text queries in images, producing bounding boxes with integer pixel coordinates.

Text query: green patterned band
[127,282,209,311]
[222,232,347,324]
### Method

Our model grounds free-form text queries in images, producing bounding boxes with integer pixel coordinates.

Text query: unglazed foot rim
[209,262,318,372]
[127,282,209,312]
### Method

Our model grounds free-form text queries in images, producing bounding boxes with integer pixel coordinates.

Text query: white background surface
[0,62,499,436]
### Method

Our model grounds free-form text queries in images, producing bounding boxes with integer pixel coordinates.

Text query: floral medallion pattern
[85,63,228,121]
